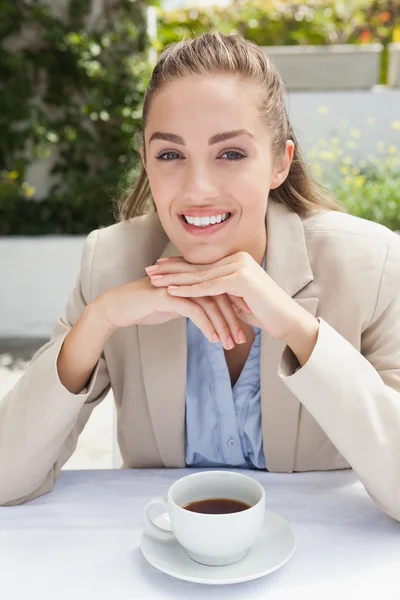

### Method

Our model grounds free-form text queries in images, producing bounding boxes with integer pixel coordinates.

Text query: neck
[242,226,267,267]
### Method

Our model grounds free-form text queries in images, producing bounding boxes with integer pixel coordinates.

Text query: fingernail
[226,337,234,350]
[168,285,178,290]
[150,274,164,281]
[145,265,158,273]
[238,331,246,344]
[157,257,170,263]
[212,333,219,343]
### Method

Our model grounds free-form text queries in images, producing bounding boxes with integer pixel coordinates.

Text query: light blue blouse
[185,256,267,470]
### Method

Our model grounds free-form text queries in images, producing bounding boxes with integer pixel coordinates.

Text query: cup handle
[144,496,175,540]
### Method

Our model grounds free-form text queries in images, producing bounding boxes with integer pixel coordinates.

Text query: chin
[182,246,229,265]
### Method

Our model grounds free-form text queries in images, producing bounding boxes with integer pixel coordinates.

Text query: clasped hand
[145,251,317,352]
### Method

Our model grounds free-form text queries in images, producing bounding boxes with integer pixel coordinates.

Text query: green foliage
[156,0,399,55]
[1,0,400,234]
[331,158,400,232]
[307,124,400,232]
[0,0,151,234]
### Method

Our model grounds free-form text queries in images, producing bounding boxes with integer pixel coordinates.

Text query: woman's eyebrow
[149,129,254,145]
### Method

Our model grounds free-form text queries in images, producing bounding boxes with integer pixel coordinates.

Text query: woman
[1,33,399,518]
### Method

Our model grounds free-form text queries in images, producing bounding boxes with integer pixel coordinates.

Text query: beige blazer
[1,200,400,518]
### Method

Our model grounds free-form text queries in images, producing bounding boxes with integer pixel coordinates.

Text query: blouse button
[227,438,238,448]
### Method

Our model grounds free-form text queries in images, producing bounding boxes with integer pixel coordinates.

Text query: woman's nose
[182,163,219,203]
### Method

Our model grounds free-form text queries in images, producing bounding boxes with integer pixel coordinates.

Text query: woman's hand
[94,277,247,350]
[146,252,320,363]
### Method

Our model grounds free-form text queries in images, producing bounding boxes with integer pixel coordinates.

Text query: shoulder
[303,209,400,317]
[303,209,400,261]
[95,210,165,244]
[303,208,397,244]
[80,212,168,299]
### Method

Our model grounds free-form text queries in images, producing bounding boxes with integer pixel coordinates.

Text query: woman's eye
[220,151,246,162]
[155,151,182,161]
[155,150,246,162]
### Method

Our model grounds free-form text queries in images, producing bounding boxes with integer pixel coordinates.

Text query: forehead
[146,75,263,132]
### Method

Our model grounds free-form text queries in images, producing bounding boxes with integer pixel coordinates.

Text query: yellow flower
[351,168,360,175]
[350,129,361,139]
[347,141,357,149]
[388,145,398,155]
[354,176,366,189]
[340,166,350,175]
[24,186,35,198]
[317,106,328,115]
[320,151,334,161]
[393,25,400,43]
[377,141,386,153]
[358,160,367,168]
[310,162,322,178]
[391,121,400,131]
[331,137,340,145]
[8,170,18,180]
[343,156,353,165]
[365,117,375,126]
[344,176,353,186]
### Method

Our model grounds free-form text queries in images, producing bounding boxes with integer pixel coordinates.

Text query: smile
[179,212,233,236]
[182,213,231,227]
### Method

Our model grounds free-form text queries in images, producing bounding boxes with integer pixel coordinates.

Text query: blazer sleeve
[278,233,400,521]
[0,230,111,506]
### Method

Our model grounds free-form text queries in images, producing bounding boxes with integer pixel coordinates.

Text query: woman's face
[140,75,293,265]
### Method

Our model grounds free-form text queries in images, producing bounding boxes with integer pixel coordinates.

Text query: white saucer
[140,509,296,585]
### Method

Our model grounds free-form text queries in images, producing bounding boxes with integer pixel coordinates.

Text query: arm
[278,235,400,520]
[0,230,111,506]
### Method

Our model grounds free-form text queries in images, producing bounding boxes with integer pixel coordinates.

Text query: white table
[1,469,399,600]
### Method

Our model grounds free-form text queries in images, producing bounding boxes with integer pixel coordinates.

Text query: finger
[165,295,219,345]
[167,275,236,298]
[149,264,237,289]
[192,297,235,350]
[148,260,215,278]
[213,294,247,345]
[228,294,252,313]
[231,303,259,328]
[148,257,237,279]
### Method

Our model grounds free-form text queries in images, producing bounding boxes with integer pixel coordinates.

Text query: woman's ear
[270,140,295,190]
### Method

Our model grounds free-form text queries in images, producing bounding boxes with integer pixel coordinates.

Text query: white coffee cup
[143,470,265,566]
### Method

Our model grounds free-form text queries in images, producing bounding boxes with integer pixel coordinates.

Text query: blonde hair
[117,32,343,220]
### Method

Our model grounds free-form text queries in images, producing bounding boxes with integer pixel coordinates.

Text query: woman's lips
[179,213,233,236]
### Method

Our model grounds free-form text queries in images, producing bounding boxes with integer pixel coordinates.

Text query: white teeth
[183,213,230,227]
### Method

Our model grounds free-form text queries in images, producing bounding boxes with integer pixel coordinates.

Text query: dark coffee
[183,498,251,515]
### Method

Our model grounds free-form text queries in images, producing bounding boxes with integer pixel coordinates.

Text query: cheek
[234,178,269,216]
[148,179,174,214]
[148,168,181,209]
[231,163,271,196]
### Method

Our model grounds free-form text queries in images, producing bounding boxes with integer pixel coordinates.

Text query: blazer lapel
[137,239,187,467]
[261,200,319,472]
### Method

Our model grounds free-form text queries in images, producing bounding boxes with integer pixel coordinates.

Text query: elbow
[0,464,55,506]
[367,488,400,522]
